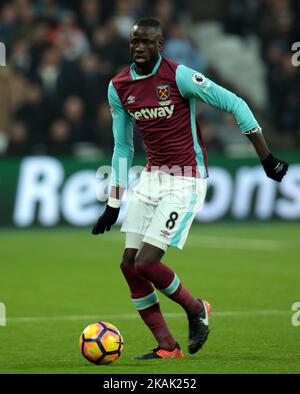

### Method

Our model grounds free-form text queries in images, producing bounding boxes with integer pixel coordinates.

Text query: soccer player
[92,18,288,359]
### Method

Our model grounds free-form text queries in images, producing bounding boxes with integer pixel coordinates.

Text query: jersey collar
[130,56,162,80]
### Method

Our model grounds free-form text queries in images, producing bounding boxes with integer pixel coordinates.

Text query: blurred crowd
[0,0,299,158]
[223,0,300,148]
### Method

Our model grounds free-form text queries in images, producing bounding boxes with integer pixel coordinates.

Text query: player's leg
[125,242,182,359]
[120,233,181,357]
[135,242,203,316]
[119,171,183,358]
[136,242,210,355]
[136,175,211,354]
[136,176,207,317]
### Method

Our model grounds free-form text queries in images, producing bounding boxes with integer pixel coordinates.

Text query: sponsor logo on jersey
[160,230,171,238]
[127,95,136,104]
[128,105,175,120]
[159,100,172,106]
[156,84,171,101]
[192,72,206,87]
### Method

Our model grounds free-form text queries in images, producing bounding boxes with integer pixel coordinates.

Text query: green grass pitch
[0,222,300,374]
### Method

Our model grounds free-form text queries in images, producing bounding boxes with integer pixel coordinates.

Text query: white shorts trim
[125,232,168,252]
[125,232,143,250]
[143,236,168,252]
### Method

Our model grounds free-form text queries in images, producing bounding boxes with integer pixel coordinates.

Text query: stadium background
[0,0,300,374]
[0,0,300,226]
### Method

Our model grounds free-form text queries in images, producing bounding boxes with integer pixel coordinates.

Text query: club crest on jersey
[156,84,170,101]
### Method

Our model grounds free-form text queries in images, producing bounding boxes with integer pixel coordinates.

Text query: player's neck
[135,56,160,76]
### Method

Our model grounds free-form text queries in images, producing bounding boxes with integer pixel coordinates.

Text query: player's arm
[175,65,288,182]
[92,81,134,235]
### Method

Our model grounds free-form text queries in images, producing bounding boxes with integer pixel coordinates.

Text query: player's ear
[158,37,164,52]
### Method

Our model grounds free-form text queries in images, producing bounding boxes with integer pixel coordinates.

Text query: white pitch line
[6,310,290,323]
[104,233,296,252]
[187,236,290,251]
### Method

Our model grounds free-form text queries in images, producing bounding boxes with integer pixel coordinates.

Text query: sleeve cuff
[108,197,121,208]
[243,126,262,135]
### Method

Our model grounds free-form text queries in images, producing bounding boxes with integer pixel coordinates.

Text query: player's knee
[134,261,148,279]
[135,252,153,266]
[135,244,164,266]
[121,249,137,265]
[135,258,154,279]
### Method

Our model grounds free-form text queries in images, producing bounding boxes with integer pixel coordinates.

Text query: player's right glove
[92,205,120,235]
[261,154,289,182]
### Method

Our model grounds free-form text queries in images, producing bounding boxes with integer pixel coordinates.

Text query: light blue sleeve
[108,81,134,188]
[175,64,261,134]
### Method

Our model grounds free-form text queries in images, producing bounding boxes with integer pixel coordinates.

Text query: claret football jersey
[108,56,260,187]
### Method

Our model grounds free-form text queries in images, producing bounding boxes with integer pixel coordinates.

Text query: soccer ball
[80,322,124,365]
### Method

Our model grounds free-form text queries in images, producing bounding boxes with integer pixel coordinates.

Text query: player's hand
[92,205,120,235]
[261,154,289,182]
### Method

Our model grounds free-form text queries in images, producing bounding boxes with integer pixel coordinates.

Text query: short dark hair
[134,17,162,31]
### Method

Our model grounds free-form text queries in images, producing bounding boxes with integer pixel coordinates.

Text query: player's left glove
[261,154,289,182]
[92,205,120,235]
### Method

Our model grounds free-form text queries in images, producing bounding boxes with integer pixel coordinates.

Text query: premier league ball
[80,322,124,365]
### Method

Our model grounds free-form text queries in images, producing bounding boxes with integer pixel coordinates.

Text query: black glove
[92,205,120,235]
[261,154,289,182]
